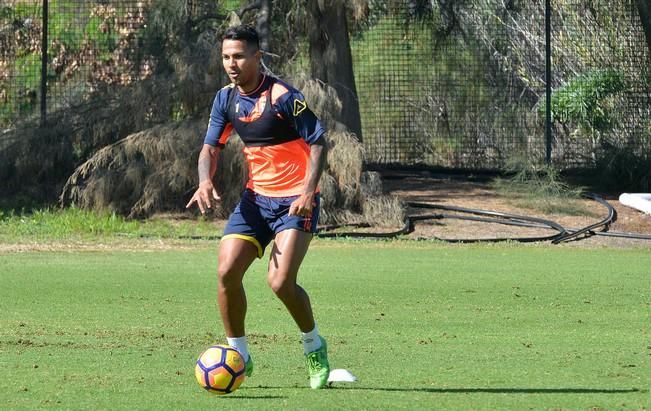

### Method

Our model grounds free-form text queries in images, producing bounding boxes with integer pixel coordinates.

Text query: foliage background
[1,0,650,210]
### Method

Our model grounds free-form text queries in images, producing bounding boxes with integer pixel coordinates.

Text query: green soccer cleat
[305,336,330,389]
[245,356,254,377]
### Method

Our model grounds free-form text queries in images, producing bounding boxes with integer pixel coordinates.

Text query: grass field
[1,240,650,410]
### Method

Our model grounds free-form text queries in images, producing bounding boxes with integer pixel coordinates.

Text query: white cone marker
[327,368,358,384]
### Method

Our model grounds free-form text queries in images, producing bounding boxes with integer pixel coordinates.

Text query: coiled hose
[317,193,651,243]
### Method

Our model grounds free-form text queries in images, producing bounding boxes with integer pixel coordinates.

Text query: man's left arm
[288,135,328,217]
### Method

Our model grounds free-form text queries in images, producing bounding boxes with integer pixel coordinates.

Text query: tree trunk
[637,0,651,61]
[306,0,363,141]
[256,0,272,55]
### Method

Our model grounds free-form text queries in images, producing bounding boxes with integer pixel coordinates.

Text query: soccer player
[186,25,330,389]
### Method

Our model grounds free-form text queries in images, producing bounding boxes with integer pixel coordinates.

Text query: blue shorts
[223,189,320,258]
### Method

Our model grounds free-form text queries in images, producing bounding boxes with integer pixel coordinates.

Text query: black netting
[2,0,649,171]
[352,0,650,169]
[351,2,545,168]
[1,1,148,129]
[1,1,44,128]
[46,2,149,109]
[549,1,651,169]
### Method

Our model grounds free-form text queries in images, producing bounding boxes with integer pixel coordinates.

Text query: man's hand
[186,180,221,214]
[288,192,315,217]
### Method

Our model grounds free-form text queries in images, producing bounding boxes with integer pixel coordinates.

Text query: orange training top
[204,75,326,197]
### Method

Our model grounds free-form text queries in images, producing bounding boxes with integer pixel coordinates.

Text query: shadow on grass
[355,387,642,394]
[251,386,642,394]
[224,395,288,399]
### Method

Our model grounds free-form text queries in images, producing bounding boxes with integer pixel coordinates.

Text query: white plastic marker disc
[327,368,357,383]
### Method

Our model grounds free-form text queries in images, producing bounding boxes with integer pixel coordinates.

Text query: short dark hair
[222,25,260,50]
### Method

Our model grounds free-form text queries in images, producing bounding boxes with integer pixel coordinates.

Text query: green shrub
[549,68,627,133]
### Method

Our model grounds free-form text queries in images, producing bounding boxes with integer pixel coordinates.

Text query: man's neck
[237,73,264,94]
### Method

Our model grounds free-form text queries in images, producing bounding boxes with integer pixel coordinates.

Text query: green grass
[0,241,649,410]
[0,208,220,241]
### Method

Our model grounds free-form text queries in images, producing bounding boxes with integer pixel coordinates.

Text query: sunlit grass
[1,244,649,409]
[0,207,219,241]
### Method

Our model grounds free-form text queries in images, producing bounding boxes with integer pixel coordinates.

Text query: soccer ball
[195,345,246,395]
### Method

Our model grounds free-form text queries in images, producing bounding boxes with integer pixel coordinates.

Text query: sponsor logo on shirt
[293,99,307,117]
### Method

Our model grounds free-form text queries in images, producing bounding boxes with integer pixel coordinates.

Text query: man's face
[221,39,261,92]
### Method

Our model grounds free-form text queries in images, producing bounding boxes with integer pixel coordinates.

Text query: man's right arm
[186,144,222,214]
[187,87,231,213]
[198,144,220,184]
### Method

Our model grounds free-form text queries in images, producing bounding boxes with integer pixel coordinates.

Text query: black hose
[580,230,651,240]
[316,192,651,244]
[316,217,412,239]
[405,202,567,243]
[316,202,568,243]
[552,193,616,243]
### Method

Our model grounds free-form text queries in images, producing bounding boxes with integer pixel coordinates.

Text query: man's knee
[217,239,257,288]
[267,270,296,298]
[217,261,245,289]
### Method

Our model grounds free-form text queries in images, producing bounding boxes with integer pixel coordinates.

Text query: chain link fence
[1,0,148,130]
[1,1,43,129]
[353,0,650,169]
[548,0,651,169]
[1,0,649,171]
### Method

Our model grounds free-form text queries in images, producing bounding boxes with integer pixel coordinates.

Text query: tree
[636,0,651,61]
[306,0,363,141]
[237,0,272,54]
[255,0,271,55]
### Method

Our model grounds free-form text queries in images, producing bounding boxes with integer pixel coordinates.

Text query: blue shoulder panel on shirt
[204,85,235,146]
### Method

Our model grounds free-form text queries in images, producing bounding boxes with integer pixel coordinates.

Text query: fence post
[40,0,48,126]
[545,0,552,164]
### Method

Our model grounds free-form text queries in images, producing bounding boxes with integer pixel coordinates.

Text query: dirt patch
[3,171,650,252]
[0,238,215,253]
[380,170,651,248]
